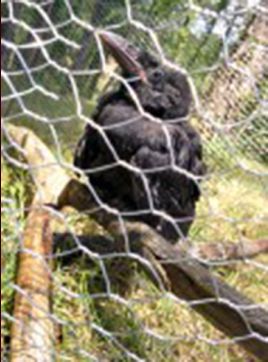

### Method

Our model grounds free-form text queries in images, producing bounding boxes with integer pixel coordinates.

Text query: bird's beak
[99,31,147,82]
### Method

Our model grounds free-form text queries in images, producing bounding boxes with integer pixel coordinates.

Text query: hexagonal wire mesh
[1,0,268,361]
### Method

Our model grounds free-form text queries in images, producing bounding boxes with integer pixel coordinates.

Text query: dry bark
[56,225,268,361]
[192,238,268,261]
[6,125,66,361]
[109,222,268,360]
[10,208,55,362]
[6,124,70,205]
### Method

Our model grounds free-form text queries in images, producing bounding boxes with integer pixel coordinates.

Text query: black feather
[74,43,206,242]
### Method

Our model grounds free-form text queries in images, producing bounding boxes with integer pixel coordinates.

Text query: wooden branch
[10,207,55,362]
[6,125,268,360]
[6,124,70,205]
[55,227,268,361]
[6,125,62,361]
[192,238,268,261]
[108,223,268,360]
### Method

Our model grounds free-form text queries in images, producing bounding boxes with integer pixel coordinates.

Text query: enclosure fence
[1,0,268,361]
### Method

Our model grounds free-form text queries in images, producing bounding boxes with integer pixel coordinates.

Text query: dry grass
[2,139,268,361]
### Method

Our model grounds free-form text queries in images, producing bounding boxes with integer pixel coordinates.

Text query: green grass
[1,164,30,357]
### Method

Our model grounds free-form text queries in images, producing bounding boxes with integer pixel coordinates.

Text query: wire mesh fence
[1,0,268,361]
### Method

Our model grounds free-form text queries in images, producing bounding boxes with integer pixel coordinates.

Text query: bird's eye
[152,69,164,81]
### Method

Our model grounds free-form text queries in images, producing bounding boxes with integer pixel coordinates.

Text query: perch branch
[109,222,268,361]
[55,226,268,360]
[6,124,70,205]
[192,238,268,261]
[6,125,65,361]
[10,207,55,362]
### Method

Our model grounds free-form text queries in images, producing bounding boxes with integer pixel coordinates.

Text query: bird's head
[99,31,192,119]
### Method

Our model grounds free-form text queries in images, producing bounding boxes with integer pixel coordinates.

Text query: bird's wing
[128,123,205,240]
[73,91,125,171]
[73,125,99,171]
[75,109,141,171]
[129,145,194,240]
[172,124,205,177]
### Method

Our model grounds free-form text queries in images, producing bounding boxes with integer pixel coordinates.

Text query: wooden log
[6,124,70,205]
[109,222,268,361]
[10,207,55,362]
[6,125,63,361]
[192,238,268,261]
[55,225,268,361]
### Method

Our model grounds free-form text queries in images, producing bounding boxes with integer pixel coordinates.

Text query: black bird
[74,31,206,242]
